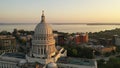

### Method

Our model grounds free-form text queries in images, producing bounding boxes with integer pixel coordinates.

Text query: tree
[72,49,78,57]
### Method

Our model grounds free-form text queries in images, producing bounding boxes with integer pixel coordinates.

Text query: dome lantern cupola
[41,10,45,23]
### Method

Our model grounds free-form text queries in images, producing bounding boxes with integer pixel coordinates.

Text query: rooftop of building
[0,53,26,63]
[0,35,15,39]
[22,63,45,68]
[1,52,26,59]
[57,57,95,66]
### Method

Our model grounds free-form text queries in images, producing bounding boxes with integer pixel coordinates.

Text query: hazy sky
[0,0,120,23]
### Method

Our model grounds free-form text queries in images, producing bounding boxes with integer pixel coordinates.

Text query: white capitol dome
[34,11,52,35]
[35,22,52,35]
[31,11,56,58]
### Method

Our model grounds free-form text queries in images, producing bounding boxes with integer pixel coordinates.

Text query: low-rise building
[99,46,116,54]
[73,33,89,45]
[113,35,120,46]
[0,35,17,54]
[57,57,97,68]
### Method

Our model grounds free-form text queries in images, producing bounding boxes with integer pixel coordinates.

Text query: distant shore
[0,23,120,33]
[0,23,120,25]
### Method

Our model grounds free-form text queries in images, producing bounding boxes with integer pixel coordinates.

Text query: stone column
[43,46,44,55]
[3,64,4,68]
[0,63,1,68]
[10,64,12,68]
[5,64,7,68]
[40,46,41,55]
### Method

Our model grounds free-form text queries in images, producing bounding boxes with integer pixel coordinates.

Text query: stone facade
[0,35,17,54]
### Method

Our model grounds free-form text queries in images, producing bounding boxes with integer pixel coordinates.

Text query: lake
[0,23,120,33]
